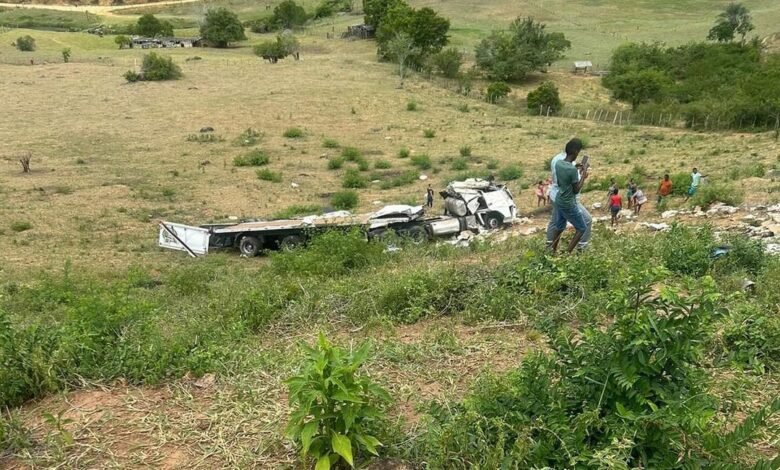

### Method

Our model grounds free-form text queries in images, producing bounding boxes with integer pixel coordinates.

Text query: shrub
[379,170,418,189]
[356,158,370,172]
[327,157,344,170]
[10,221,32,232]
[498,164,523,181]
[340,147,362,161]
[342,169,368,188]
[234,128,261,147]
[200,7,246,48]
[270,229,384,276]
[61,48,71,63]
[423,129,436,138]
[375,4,450,66]
[661,223,714,277]
[233,150,269,167]
[271,0,308,30]
[398,147,410,158]
[485,82,510,103]
[459,145,472,157]
[254,33,299,63]
[140,52,182,81]
[285,334,388,470]
[486,159,499,170]
[406,100,417,111]
[690,184,743,209]
[713,233,766,275]
[272,204,321,219]
[527,81,562,114]
[450,157,468,171]
[15,35,36,52]
[457,103,470,113]
[374,159,392,170]
[185,133,224,143]
[283,127,304,138]
[322,138,339,149]
[123,70,141,82]
[718,303,780,370]
[410,153,432,170]
[429,47,462,78]
[256,169,282,182]
[331,190,359,210]
[114,35,132,49]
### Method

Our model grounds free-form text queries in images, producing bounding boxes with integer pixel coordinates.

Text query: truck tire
[279,234,304,250]
[484,212,503,230]
[239,236,261,257]
[398,225,428,244]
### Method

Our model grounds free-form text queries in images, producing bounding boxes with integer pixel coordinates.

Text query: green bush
[200,7,246,48]
[327,157,344,170]
[459,145,472,157]
[234,128,262,147]
[256,169,282,182]
[526,81,562,114]
[690,184,743,209]
[718,303,780,369]
[10,221,32,232]
[270,0,308,30]
[270,229,384,277]
[61,48,71,63]
[123,70,141,82]
[486,159,499,170]
[134,52,182,81]
[713,233,766,275]
[406,100,417,111]
[322,138,339,149]
[379,170,418,190]
[485,82,510,103]
[498,164,523,181]
[285,334,389,470]
[233,150,269,167]
[398,147,410,158]
[136,13,173,37]
[423,129,436,138]
[661,223,714,277]
[410,153,432,170]
[374,159,392,170]
[15,35,36,52]
[450,157,468,171]
[341,147,362,161]
[342,169,368,188]
[429,47,462,78]
[283,127,304,138]
[272,204,321,219]
[331,190,359,210]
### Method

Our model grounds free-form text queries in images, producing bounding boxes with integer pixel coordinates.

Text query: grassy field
[1,1,780,467]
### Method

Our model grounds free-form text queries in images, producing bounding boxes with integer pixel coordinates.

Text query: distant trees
[272,0,308,29]
[200,8,246,48]
[136,14,173,37]
[485,81,510,103]
[15,35,36,52]
[363,0,403,28]
[605,69,670,111]
[527,81,562,114]
[475,17,570,81]
[314,0,353,19]
[375,2,449,66]
[384,32,418,83]
[254,33,300,63]
[428,47,462,78]
[708,3,754,44]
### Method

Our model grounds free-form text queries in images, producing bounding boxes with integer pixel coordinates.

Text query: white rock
[765,243,780,255]
[372,200,384,205]
[592,202,602,209]
[385,136,393,140]
[371,180,381,183]
[767,204,780,213]
[419,174,428,181]
[228,216,239,221]
[290,182,300,188]
[661,210,679,219]
[642,222,670,232]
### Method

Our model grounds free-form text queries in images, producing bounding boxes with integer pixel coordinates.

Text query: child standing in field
[657,174,672,205]
[609,188,623,227]
[544,176,553,204]
[633,188,647,215]
[426,185,434,208]
[536,180,546,206]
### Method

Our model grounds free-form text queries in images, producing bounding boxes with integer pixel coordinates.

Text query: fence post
[540,105,544,116]
[586,110,590,120]
[546,106,551,117]
[613,112,619,125]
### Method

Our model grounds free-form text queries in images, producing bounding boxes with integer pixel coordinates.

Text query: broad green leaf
[315,454,331,470]
[355,433,382,455]
[331,432,354,467]
[301,421,318,455]
[333,390,364,403]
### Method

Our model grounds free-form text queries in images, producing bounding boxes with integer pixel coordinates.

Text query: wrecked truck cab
[441,178,517,229]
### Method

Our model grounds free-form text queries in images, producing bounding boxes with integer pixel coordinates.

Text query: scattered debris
[706,203,738,216]
[372,200,384,205]
[641,222,670,231]
[419,174,428,181]
[661,210,679,219]
[291,182,300,189]
[591,202,602,210]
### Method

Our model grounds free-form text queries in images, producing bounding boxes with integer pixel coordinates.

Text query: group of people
[545,138,705,252]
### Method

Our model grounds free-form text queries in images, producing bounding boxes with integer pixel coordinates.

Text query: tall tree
[385,32,419,85]
[708,3,754,44]
[375,3,449,65]
[136,14,173,37]
[363,0,403,28]
[200,8,246,48]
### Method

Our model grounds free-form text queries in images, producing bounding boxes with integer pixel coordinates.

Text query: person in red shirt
[609,188,623,227]
[657,174,673,205]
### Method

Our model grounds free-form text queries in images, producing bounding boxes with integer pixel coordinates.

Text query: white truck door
[481,189,517,222]
[158,222,210,256]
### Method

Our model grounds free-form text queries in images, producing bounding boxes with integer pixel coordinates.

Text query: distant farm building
[130,37,203,49]
[342,24,375,39]
[573,60,593,73]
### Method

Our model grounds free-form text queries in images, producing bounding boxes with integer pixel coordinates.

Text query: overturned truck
[158,179,517,257]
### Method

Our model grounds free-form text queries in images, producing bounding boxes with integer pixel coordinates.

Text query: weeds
[379,170,418,189]
[233,150,270,167]
[498,164,523,181]
[257,169,283,182]
[10,221,32,232]
[272,204,321,219]
[186,134,225,143]
[423,129,436,138]
[234,128,262,147]
[459,145,472,157]
[398,147,410,158]
[374,159,392,170]
[331,190,359,210]
[322,138,340,149]
[342,169,368,189]
[327,157,345,170]
[341,147,362,161]
[406,100,417,111]
[410,153,432,170]
[283,127,304,138]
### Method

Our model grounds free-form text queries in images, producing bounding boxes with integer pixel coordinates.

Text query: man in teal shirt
[684,167,704,201]
[549,144,589,253]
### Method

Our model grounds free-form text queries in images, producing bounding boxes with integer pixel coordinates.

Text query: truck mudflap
[158,222,210,257]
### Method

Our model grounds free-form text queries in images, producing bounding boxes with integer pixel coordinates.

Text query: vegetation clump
[256,169,282,182]
[233,150,269,167]
[15,35,35,52]
[527,81,562,114]
[283,127,304,138]
[330,190,359,210]
[485,82,510,103]
[342,169,368,188]
[125,52,182,82]
[135,14,173,37]
[254,33,299,63]
[200,8,246,48]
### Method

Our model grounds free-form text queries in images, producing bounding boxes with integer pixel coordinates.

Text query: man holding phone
[546,139,591,253]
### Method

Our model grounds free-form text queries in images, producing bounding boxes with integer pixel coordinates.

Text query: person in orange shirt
[657,174,673,205]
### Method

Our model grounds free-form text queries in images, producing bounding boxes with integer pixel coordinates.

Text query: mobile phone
[580,155,590,171]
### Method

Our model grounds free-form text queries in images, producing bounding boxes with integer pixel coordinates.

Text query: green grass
[256,169,282,182]
[283,127,304,139]
[233,150,269,167]
[0,7,103,31]
[271,204,321,219]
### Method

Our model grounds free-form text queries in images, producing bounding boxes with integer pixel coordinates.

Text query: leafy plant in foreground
[286,334,389,470]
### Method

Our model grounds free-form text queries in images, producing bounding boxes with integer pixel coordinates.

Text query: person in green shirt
[549,145,589,253]
[684,167,705,201]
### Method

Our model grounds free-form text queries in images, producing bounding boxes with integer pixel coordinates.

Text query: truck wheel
[279,234,303,250]
[399,226,428,244]
[484,213,503,230]
[239,236,261,257]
